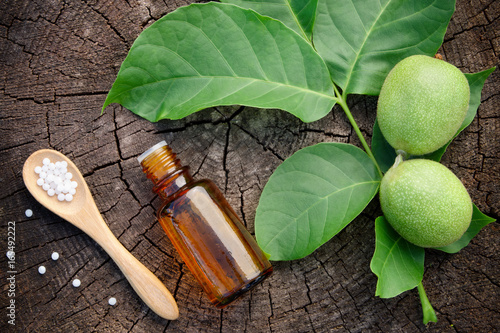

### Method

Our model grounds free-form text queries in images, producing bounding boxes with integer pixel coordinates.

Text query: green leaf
[371,67,496,169]
[462,68,497,134]
[255,143,381,261]
[313,0,456,96]
[370,216,425,298]
[372,119,397,174]
[435,204,496,253]
[221,0,318,41]
[103,2,336,123]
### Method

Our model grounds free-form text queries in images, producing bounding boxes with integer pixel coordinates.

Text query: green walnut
[377,55,470,156]
[379,158,472,248]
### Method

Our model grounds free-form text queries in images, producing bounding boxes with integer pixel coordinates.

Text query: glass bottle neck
[139,144,193,200]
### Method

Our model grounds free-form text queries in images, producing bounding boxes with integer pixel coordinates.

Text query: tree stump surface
[1,0,498,332]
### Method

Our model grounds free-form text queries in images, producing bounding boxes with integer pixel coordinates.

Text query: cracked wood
[0,0,498,332]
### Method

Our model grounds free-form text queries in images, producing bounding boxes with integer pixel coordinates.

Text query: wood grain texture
[1,0,498,332]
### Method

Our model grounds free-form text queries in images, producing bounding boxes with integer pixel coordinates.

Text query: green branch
[417,282,437,324]
[334,86,383,178]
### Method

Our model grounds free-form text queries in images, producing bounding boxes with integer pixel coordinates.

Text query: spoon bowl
[23,149,179,320]
[23,149,87,218]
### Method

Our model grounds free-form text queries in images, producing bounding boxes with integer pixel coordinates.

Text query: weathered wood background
[1,0,498,332]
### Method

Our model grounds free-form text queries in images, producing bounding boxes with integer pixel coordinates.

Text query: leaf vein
[108,75,337,103]
[343,0,392,93]
[167,18,238,76]
[216,7,271,81]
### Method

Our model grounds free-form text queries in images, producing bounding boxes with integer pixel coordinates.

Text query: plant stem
[417,282,438,325]
[334,85,383,177]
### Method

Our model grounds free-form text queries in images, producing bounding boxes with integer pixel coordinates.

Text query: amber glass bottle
[138,141,273,308]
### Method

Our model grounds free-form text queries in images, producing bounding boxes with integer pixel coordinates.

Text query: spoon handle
[79,209,179,320]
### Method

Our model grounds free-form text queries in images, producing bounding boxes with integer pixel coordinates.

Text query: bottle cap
[137,141,168,164]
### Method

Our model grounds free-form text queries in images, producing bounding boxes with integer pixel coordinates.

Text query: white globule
[35,157,77,202]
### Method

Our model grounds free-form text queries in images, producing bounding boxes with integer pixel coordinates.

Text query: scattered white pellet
[34,157,77,202]
[25,209,33,217]
[38,266,46,275]
[108,297,117,306]
[72,279,81,287]
[51,252,59,261]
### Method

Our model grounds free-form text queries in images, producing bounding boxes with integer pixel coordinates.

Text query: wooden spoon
[23,149,179,320]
